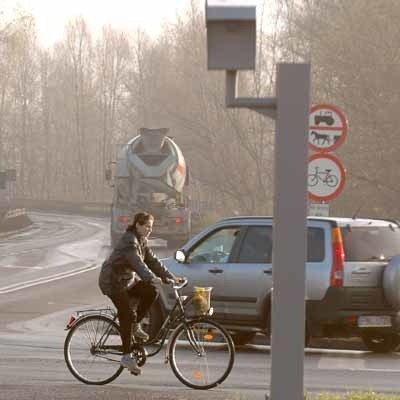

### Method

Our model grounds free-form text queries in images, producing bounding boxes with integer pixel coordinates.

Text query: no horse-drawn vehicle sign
[309,104,347,152]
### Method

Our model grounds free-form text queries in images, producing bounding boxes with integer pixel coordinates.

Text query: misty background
[0,0,399,220]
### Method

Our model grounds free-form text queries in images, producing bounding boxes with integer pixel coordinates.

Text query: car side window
[187,227,240,264]
[237,226,273,263]
[236,226,325,263]
[307,228,325,262]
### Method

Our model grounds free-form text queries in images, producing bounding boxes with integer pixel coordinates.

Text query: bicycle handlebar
[172,277,188,290]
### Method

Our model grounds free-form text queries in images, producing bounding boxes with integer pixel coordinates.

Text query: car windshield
[187,227,239,263]
[341,225,400,261]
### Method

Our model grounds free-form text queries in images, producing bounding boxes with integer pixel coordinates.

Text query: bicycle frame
[65,279,212,363]
[145,280,209,358]
[64,278,234,389]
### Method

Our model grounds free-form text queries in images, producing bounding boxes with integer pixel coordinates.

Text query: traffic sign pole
[270,63,310,400]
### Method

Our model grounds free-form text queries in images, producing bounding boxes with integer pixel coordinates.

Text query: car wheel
[141,303,164,342]
[361,332,400,353]
[231,332,256,346]
[305,324,311,347]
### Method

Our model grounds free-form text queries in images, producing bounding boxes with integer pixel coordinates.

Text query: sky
[2,0,195,47]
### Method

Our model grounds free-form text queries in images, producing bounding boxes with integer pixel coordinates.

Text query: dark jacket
[98,230,175,296]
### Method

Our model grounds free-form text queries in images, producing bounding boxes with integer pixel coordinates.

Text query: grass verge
[309,392,400,400]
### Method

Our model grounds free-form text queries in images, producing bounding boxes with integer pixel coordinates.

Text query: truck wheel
[305,323,311,347]
[110,232,120,248]
[361,332,400,353]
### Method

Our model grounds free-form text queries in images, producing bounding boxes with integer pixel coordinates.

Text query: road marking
[0,265,44,270]
[316,356,400,372]
[317,356,364,370]
[362,367,400,373]
[0,264,99,294]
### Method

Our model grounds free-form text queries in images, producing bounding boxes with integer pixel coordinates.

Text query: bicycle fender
[64,312,114,331]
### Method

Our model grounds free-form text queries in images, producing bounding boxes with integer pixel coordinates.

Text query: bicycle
[63,278,235,390]
[308,166,338,187]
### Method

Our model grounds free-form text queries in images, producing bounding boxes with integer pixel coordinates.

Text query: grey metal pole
[270,63,310,400]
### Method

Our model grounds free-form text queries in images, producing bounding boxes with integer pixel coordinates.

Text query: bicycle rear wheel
[64,315,124,385]
[169,318,235,389]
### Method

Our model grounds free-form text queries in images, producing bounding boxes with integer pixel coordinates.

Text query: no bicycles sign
[309,104,347,152]
[308,153,346,202]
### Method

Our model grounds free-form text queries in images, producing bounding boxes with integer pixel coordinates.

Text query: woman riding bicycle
[99,211,182,375]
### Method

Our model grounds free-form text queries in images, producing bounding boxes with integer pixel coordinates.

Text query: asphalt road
[1,212,400,399]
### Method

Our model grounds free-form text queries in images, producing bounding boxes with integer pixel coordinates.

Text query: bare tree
[94,26,131,196]
[280,0,400,217]
[38,49,51,198]
[140,1,278,215]
[64,17,94,198]
[8,16,39,197]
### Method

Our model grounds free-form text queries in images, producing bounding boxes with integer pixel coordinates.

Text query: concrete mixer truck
[106,127,191,248]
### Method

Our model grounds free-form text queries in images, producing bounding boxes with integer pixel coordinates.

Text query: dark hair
[126,212,154,232]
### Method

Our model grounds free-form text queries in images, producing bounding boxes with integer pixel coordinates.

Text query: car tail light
[174,217,183,223]
[331,227,344,287]
[118,216,131,224]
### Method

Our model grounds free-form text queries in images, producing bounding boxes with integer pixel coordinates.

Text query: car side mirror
[175,250,186,263]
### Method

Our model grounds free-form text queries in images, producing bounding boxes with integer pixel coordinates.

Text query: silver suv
[148,216,400,352]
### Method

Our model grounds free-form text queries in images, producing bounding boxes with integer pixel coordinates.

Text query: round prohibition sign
[309,104,347,152]
[308,153,346,202]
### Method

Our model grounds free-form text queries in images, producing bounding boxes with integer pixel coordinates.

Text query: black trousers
[109,281,159,353]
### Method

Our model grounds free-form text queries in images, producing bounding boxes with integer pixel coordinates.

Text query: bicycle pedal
[130,370,142,376]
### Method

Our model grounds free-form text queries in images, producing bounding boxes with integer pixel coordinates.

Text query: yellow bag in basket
[192,286,212,315]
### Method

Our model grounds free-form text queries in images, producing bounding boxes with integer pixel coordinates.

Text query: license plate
[357,315,392,327]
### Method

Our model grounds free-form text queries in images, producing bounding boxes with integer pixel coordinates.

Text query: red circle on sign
[309,104,347,153]
[308,153,346,202]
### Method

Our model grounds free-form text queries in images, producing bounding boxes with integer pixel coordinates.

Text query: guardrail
[5,208,26,219]
[12,199,110,217]
[0,207,32,233]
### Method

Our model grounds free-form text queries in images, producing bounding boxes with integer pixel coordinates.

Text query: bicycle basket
[188,286,212,317]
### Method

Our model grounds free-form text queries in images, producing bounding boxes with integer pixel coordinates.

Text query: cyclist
[99,211,182,375]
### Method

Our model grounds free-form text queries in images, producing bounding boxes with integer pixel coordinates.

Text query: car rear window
[237,226,325,263]
[341,225,400,261]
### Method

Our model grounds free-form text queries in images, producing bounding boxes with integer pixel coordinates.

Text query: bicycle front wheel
[308,174,318,187]
[326,174,338,187]
[64,315,124,385]
[169,318,235,390]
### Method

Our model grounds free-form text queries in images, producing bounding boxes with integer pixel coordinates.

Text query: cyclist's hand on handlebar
[165,276,186,285]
